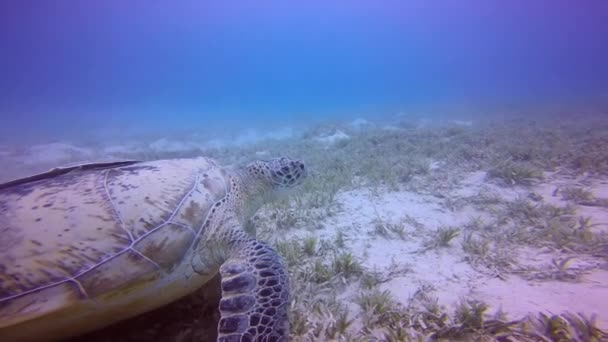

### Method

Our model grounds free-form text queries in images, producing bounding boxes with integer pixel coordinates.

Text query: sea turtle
[0,156,307,341]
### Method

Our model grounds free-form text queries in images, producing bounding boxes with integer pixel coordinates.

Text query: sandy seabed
[2,115,608,341]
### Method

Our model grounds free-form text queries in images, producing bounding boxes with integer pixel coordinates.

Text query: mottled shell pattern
[0,157,229,328]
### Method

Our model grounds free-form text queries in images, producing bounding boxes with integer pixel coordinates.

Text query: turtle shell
[0,157,230,337]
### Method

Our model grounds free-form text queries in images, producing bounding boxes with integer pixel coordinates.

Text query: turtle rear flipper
[218,239,289,342]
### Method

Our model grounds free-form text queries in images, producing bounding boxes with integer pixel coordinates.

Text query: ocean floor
[2,115,608,341]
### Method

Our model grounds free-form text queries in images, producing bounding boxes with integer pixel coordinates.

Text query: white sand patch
[534,173,608,233]
[383,116,433,130]
[263,127,295,140]
[314,130,350,145]
[332,189,489,313]
[233,129,264,146]
[534,172,580,207]
[315,189,445,238]
[450,119,474,127]
[149,138,201,153]
[593,178,608,199]
[202,127,296,150]
[472,271,608,327]
[429,160,444,171]
[455,170,527,201]
[349,118,370,130]
[0,145,11,158]
[103,143,147,155]
[204,139,226,150]
[284,188,487,316]
[381,124,405,132]
[383,254,478,311]
[22,142,94,165]
[232,127,296,145]
[283,171,608,329]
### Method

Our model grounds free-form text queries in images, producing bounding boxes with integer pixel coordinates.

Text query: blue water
[1,1,607,142]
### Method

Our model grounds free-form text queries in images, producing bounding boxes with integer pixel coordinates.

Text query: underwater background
[1,1,607,143]
[2,1,608,341]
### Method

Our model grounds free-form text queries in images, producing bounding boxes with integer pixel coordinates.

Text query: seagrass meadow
[2,115,607,341]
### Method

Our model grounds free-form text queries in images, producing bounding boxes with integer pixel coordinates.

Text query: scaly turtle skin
[0,156,306,341]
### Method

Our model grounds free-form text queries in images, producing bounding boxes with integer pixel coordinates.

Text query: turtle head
[237,157,308,227]
[246,157,307,192]
[237,157,306,226]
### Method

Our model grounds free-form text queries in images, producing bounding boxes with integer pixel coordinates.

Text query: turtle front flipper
[217,239,290,342]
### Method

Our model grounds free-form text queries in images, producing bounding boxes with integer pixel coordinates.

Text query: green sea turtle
[0,156,307,341]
